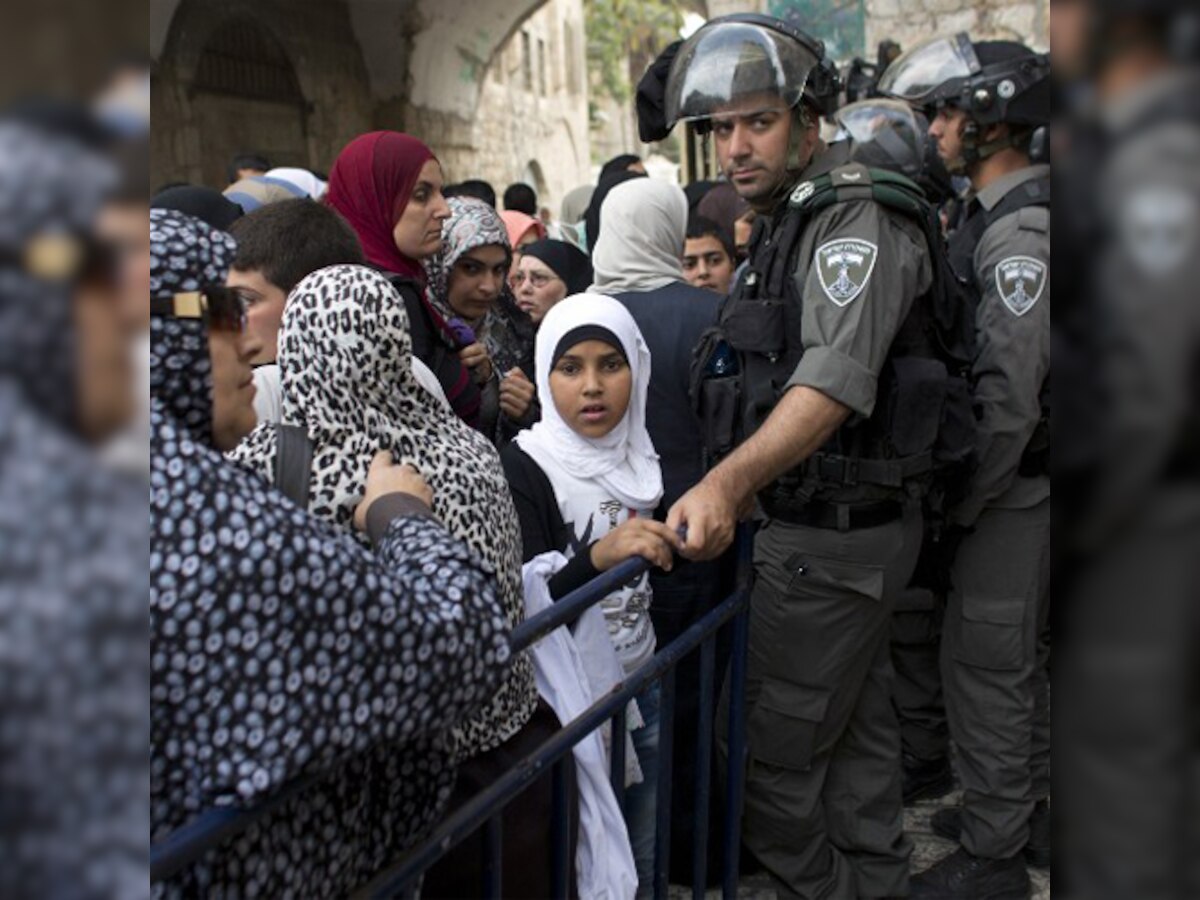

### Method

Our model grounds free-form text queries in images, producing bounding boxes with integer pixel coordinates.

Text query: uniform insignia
[790,181,815,205]
[994,256,1046,316]
[815,238,878,306]
[1121,186,1196,277]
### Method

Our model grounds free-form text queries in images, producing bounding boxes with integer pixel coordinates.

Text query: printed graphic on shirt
[994,255,1047,316]
[815,238,879,306]
[566,513,595,554]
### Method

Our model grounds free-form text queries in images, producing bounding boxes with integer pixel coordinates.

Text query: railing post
[611,709,627,814]
[692,637,716,898]
[722,528,754,899]
[653,668,676,900]
[551,758,571,898]
[481,816,502,899]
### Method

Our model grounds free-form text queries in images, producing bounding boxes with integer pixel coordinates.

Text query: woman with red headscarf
[326,131,483,428]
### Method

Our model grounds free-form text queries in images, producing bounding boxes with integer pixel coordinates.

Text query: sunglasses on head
[151,285,248,332]
[2,232,122,287]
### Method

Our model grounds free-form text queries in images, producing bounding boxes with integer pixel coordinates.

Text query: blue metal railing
[151,527,754,898]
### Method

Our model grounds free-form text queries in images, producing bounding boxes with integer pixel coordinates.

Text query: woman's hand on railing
[588,518,683,573]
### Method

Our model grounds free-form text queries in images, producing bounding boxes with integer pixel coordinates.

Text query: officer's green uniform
[943,163,1051,860]
[715,144,933,899]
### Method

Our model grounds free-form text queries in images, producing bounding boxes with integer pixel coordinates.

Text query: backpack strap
[983,173,1050,229]
[274,424,314,507]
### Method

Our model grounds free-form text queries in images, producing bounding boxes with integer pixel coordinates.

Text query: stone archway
[190,18,309,188]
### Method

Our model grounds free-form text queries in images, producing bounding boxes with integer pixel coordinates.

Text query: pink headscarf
[325,131,437,281]
[499,210,546,250]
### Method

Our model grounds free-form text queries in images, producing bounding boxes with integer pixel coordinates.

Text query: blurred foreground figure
[0,119,147,897]
[1054,2,1200,898]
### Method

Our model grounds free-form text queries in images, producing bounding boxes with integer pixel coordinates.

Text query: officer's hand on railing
[667,478,739,561]
[589,518,682,573]
[353,450,433,531]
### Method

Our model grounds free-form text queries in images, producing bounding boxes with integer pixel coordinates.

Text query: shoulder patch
[1121,185,1196,277]
[994,255,1047,316]
[815,238,879,307]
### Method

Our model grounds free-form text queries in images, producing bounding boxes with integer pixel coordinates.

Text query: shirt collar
[976,164,1051,212]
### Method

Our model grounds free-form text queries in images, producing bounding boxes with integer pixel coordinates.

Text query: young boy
[226,198,365,424]
[681,215,736,295]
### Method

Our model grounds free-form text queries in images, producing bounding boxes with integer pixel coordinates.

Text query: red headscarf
[325,131,436,280]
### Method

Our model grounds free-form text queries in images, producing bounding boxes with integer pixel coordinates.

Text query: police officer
[833,97,961,807]
[880,34,1051,897]
[657,16,936,898]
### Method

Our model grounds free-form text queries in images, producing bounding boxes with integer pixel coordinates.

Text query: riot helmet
[878,33,1050,127]
[835,98,956,203]
[664,14,824,128]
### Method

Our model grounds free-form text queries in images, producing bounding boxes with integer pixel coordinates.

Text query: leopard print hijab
[231,263,537,760]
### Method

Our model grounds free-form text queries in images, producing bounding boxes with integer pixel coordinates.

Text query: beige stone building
[865,0,1048,54]
[149,0,590,213]
[458,0,592,214]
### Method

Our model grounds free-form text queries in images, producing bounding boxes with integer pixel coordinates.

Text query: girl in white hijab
[500,293,681,895]
[588,178,689,295]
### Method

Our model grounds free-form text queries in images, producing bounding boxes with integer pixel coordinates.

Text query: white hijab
[515,294,663,510]
[589,178,688,295]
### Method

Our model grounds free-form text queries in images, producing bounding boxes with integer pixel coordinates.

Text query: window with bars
[193,19,303,103]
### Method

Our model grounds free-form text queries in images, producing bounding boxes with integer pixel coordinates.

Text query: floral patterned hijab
[424,197,534,377]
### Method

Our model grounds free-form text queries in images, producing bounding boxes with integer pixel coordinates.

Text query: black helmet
[664,14,824,128]
[835,98,956,203]
[877,33,1050,127]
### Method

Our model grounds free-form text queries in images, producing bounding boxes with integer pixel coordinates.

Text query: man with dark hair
[445,178,497,208]
[502,181,538,215]
[650,14,938,897]
[226,198,365,423]
[682,215,736,295]
[226,152,270,186]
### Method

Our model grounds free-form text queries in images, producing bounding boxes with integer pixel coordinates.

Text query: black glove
[636,40,682,143]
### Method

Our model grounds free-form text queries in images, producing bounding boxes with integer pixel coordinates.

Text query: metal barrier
[151,526,754,898]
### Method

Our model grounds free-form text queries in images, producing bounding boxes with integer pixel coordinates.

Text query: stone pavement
[669,789,1050,899]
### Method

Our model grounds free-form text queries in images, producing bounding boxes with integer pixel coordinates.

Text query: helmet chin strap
[765,104,817,208]
[951,116,1024,175]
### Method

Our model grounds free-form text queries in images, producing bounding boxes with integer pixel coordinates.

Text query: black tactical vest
[692,164,978,515]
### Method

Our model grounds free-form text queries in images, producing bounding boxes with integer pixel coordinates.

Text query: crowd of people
[138,11,1061,898]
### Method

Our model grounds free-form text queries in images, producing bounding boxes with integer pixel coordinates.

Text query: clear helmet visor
[835,98,924,178]
[876,33,980,105]
[664,23,821,125]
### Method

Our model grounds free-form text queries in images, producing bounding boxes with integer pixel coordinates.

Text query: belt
[764,498,904,531]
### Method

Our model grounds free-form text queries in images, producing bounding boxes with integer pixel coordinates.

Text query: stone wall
[864,0,1049,55]
[150,0,588,210]
[150,0,378,189]
[428,0,591,217]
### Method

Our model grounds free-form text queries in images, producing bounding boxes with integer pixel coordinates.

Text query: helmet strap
[957,117,1025,173]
